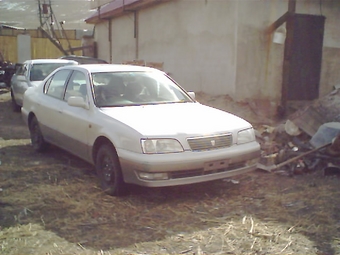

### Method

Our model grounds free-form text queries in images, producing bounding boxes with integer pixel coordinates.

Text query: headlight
[141,139,184,154]
[237,128,255,144]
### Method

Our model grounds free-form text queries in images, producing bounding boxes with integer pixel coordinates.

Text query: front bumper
[118,141,260,187]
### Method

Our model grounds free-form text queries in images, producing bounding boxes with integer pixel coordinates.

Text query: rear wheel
[29,116,48,152]
[95,144,127,196]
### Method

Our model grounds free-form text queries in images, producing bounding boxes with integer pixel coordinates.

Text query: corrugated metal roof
[85,0,168,24]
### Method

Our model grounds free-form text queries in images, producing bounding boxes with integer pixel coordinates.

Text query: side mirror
[68,96,89,109]
[188,91,196,100]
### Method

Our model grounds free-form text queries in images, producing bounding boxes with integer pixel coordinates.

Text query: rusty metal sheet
[288,88,340,136]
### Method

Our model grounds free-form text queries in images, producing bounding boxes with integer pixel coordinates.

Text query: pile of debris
[257,88,340,177]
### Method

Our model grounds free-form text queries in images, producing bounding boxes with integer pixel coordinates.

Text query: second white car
[11,58,78,111]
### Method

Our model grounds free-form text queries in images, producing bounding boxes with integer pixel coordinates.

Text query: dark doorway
[284,14,325,101]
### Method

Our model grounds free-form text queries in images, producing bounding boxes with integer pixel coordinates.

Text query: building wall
[95,23,111,62]
[140,1,239,97]
[111,14,136,62]
[236,1,292,103]
[93,0,340,106]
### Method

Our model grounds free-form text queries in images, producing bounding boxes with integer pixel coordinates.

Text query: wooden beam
[288,0,296,13]
[266,0,296,34]
[66,45,93,52]
[266,11,289,34]
[280,0,296,114]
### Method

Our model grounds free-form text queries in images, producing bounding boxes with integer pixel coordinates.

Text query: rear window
[30,62,77,81]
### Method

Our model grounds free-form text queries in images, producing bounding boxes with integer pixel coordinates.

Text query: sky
[0,0,96,30]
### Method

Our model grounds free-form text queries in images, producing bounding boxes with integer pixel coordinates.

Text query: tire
[11,89,21,112]
[95,144,127,196]
[29,116,48,152]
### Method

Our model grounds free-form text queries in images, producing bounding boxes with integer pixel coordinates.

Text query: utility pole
[37,0,69,55]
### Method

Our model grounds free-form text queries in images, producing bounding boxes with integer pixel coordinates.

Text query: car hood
[100,102,252,136]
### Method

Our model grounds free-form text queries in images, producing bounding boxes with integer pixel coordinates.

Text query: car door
[36,69,72,145]
[55,70,91,161]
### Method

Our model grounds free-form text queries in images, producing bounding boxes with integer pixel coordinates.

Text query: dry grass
[0,216,319,255]
[1,154,340,254]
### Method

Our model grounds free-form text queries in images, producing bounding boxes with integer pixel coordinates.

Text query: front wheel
[29,116,48,152]
[95,144,127,196]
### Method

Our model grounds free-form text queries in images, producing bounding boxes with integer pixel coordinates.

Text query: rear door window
[45,70,72,100]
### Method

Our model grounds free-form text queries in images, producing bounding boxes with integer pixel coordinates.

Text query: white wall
[139,1,240,97]
[93,0,340,106]
[234,0,287,102]
[95,21,111,62]
[111,14,136,62]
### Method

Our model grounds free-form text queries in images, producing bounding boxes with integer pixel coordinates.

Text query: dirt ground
[1,85,340,255]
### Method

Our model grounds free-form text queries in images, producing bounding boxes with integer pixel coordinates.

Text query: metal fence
[0,35,82,63]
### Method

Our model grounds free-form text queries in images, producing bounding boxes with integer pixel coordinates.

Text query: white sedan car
[22,64,261,196]
[11,59,78,111]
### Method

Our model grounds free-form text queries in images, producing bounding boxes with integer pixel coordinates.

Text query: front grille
[187,133,233,151]
[170,162,246,179]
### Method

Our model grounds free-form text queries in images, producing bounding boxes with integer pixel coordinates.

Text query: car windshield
[30,63,75,81]
[91,71,194,107]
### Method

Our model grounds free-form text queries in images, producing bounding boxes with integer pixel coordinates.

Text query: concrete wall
[93,0,340,107]
[234,1,287,102]
[139,1,239,97]
[112,14,136,62]
[17,34,31,63]
[95,22,112,62]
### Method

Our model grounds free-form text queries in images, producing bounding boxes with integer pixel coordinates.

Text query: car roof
[58,64,163,73]
[23,59,78,64]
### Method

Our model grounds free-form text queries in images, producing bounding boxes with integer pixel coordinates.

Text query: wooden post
[280,0,296,115]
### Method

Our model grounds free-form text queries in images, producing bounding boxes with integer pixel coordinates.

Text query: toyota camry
[21,64,261,196]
